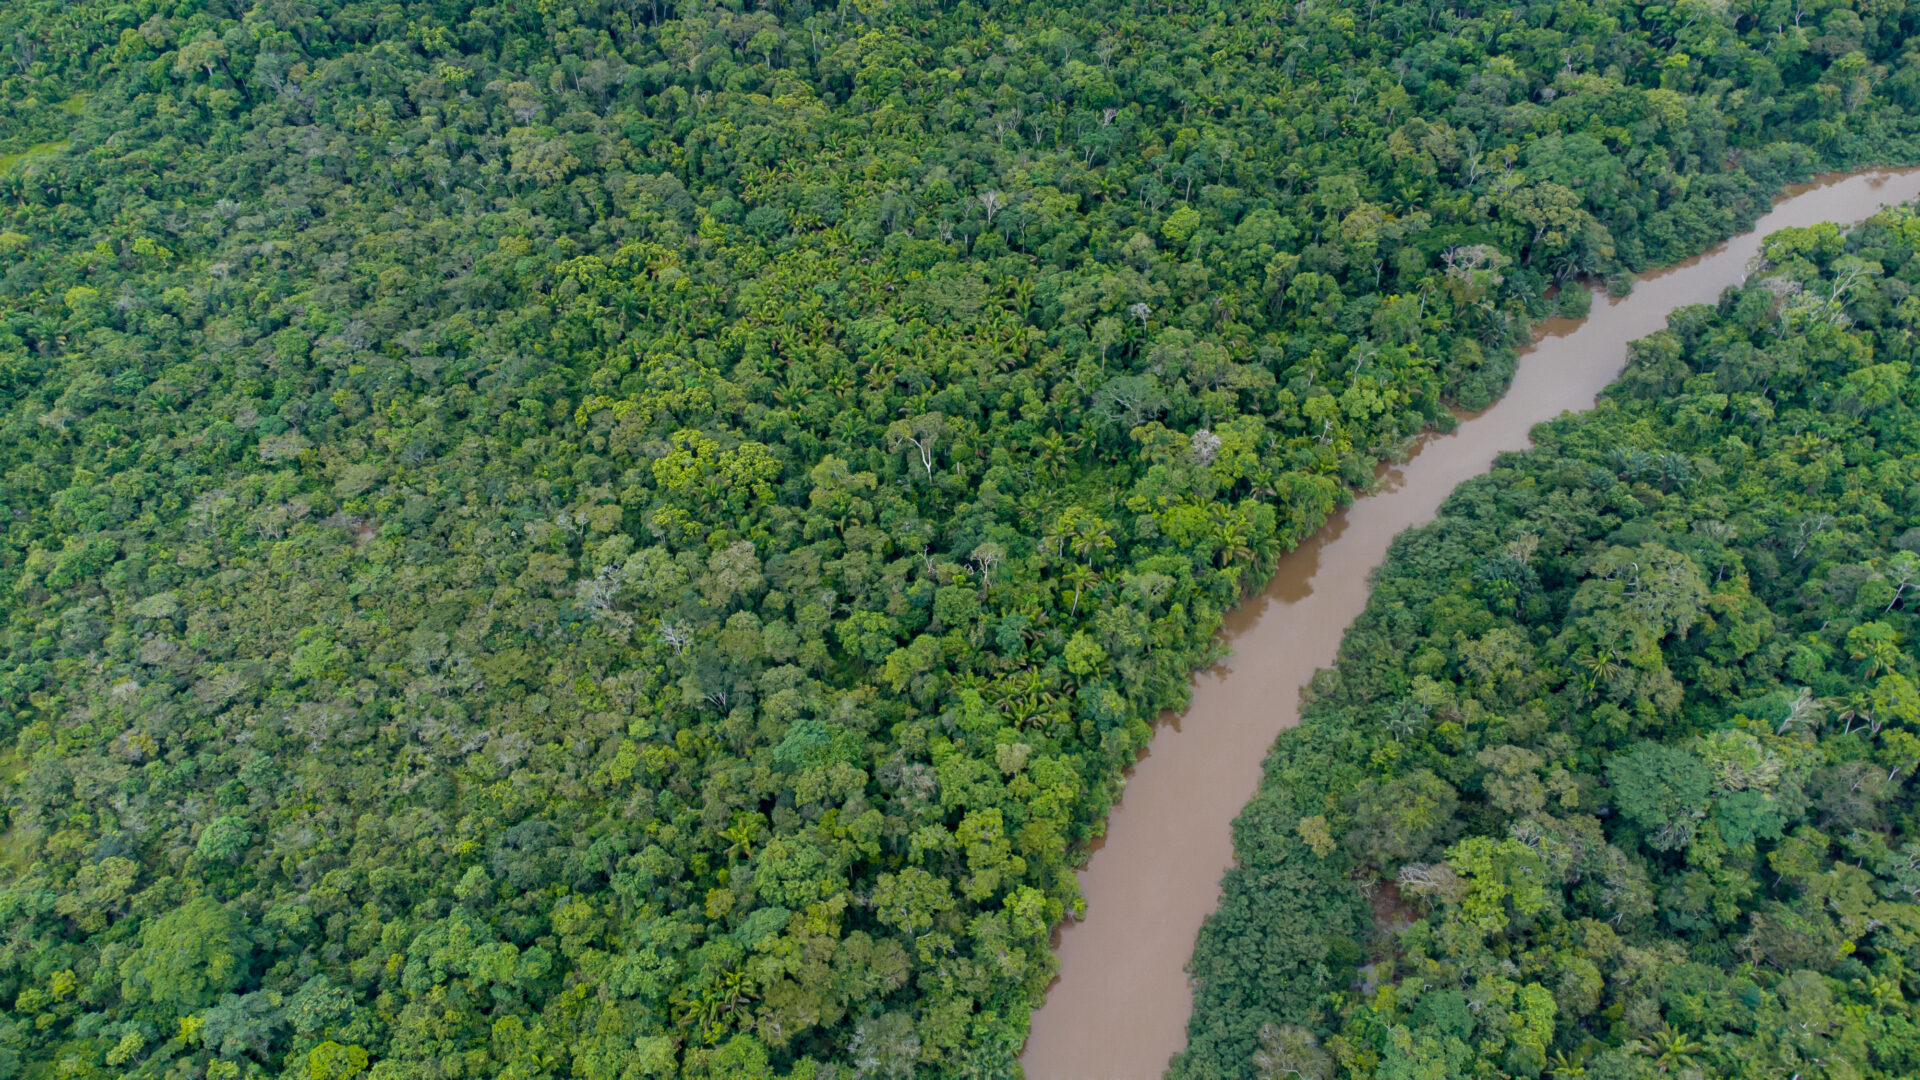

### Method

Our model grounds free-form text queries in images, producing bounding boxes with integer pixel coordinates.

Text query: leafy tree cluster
[0,0,1918,1077]
[1178,208,1920,1079]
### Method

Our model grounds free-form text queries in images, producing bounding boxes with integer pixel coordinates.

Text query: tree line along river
[1019,167,1920,1080]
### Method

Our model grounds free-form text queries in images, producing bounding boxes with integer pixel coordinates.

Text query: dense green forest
[1177,212,1920,1078]
[4,0,1920,1077]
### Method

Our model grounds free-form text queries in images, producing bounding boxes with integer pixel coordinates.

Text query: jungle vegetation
[1,0,1919,1077]
[1177,211,1920,1079]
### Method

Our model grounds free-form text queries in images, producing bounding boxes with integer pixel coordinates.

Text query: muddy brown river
[1019,167,1920,1080]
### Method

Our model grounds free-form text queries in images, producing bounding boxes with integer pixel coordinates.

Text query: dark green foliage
[1606,744,1714,852]
[2,0,1920,1077]
[1178,209,1920,1079]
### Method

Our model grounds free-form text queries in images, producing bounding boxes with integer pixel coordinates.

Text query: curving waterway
[1019,167,1920,1080]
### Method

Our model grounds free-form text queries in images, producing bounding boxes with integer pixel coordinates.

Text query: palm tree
[1036,430,1071,479]
[1061,562,1102,616]
[1018,490,1057,533]
[721,813,763,861]
[1636,1024,1704,1075]
[1250,529,1285,572]
[1573,644,1621,701]
[1546,1050,1586,1078]
[1000,667,1059,730]
[1215,518,1254,570]
[951,671,994,700]
[1068,515,1117,568]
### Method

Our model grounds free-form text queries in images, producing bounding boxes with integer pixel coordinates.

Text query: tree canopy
[3,0,1920,1077]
